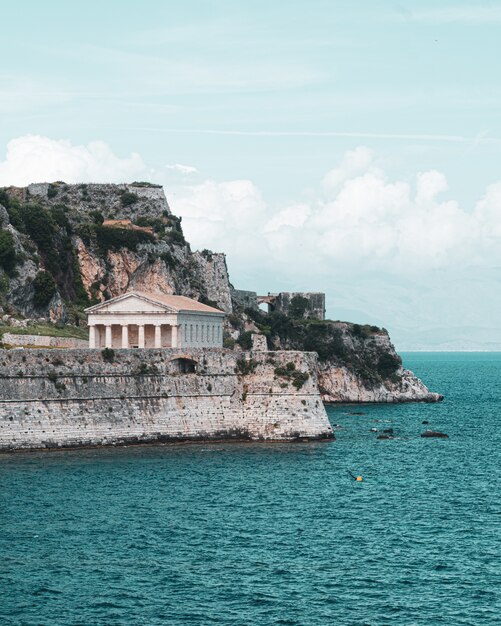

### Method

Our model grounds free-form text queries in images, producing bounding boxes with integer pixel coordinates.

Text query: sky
[1,0,501,350]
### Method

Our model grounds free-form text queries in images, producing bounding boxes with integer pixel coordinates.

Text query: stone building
[257,292,326,320]
[85,291,225,349]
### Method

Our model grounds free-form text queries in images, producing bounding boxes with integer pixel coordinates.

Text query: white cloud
[321,146,375,190]
[169,146,501,282]
[0,135,146,186]
[264,203,311,233]
[165,163,198,175]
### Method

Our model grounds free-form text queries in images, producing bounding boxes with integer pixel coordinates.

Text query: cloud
[170,146,501,282]
[165,163,198,175]
[0,135,146,186]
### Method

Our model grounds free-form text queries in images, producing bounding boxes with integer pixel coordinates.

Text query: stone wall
[271,292,326,320]
[2,333,88,349]
[0,348,333,451]
[26,183,171,222]
[232,289,258,311]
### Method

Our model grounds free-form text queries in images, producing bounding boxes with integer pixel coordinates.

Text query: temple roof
[85,291,225,315]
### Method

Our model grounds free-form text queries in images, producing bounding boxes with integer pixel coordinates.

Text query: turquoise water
[1,353,500,625]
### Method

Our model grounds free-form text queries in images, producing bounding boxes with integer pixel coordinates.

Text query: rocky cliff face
[234,311,442,403]
[0,182,440,403]
[0,183,233,325]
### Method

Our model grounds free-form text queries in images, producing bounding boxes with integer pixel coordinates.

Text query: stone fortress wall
[0,348,333,451]
[232,289,326,321]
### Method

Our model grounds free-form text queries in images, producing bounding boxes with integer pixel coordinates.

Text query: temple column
[171,325,178,348]
[138,324,145,349]
[89,325,96,349]
[121,325,129,349]
[105,324,112,348]
[154,324,162,348]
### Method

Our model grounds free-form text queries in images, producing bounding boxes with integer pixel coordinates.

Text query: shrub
[101,347,115,362]
[0,274,9,293]
[166,229,185,245]
[20,203,58,272]
[377,353,401,377]
[289,295,309,319]
[131,181,161,188]
[47,184,58,199]
[0,229,17,273]
[33,271,57,308]
[89,210,104,225]
[236,331,253,350]
[120,191,138,207]
[274,363,309,389]
[95,225,155,252]
[50,205,70,228]
[160,251,177,269]
[236,358,257,375]
[75,223,96,245]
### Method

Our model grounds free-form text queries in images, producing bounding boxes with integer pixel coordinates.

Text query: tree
[33,271,57,308]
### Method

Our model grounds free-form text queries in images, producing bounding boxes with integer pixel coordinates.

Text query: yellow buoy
[356,476,363,482]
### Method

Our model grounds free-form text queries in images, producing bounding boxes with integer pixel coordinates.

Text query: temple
[85,291,225,349]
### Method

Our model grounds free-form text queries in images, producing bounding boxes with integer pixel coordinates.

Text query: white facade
[85,291,225,349]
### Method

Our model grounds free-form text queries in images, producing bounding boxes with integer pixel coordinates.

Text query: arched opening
[171,357,198,373]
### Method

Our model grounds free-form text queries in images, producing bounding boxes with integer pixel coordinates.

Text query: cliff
[0,348,332,451]
[231,307,442,403]
[0,182,440,403]
[0,183,232,325]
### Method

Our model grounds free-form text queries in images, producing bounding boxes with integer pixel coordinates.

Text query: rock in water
[421,430,449,438]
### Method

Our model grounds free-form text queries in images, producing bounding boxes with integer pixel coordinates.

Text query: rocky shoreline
[318,365,443,404]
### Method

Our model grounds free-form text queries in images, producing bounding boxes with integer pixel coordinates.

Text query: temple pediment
[86,293,176,314]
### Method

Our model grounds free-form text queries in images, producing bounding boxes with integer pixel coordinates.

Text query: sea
[1,352,500,625]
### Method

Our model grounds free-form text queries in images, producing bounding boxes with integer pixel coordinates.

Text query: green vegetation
[242,307,399,384]
[0,274,9,293]
[33,271,57,308]
[131,181,161,188]
[47,184,58,199]
[95,224,155,252]
[89,210,104,225]
[0,230,17,273]
[274,362,309,389]
[1,323,88,339]
[289,295,309,319]
[160,251,177,269]
[101,347,115,362]
[236,358,258,375]
[165,215,185,245]
[236,331,253,350]
[120,191,138,207]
